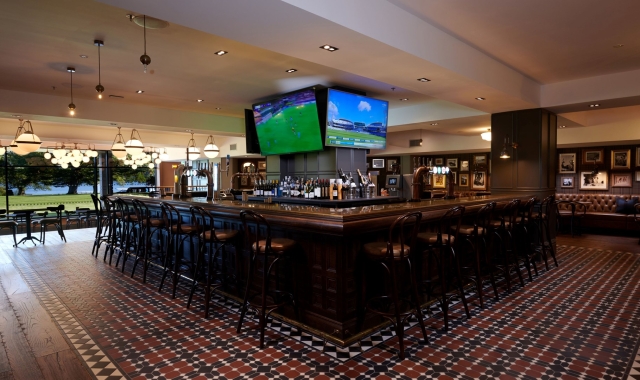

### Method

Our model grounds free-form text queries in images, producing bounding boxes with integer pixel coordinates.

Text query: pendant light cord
[143,15,147,55]
[70,71,73,103]
[98,44,101,84]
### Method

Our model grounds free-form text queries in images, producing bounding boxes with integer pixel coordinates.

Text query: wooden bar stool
[236,209,299,349]
[417,205,470,332]
[39,205,66,244]
[454,201,499,309]
[187,205,239,318]
[361,211,428,360]
[130,199,167,283]
[490,199,525,293]
[533,194,557,267]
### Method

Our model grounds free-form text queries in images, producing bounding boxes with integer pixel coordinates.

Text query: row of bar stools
[130,199,167,283]
[491,199,526,293]
[91,195,111,257]
[187,205,239,318]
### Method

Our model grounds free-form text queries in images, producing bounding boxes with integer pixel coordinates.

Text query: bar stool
[361,211,428,360]
[39,205,66,244]
[91,195,110,257]
[514,197,540,281]
[490,199,525,293]
[533,194,557,267]
[130,199,167,283]
[236,209,299,349]
[417,205,470,332]
[101,197,122,265]
[454,201,499,309]
[158,202,201,298]
[187,205,239,318]
[0,209,18,247]
[113,198,138,272]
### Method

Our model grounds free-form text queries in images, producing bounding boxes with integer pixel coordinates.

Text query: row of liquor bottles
[252,169,375,200]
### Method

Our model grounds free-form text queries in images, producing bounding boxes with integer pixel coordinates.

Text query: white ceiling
[1,0,640,149]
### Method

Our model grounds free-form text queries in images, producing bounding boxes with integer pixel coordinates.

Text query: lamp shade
[0,146,5,155]
[204,143,219,158]
[481,131,492,141]
[111,142,127,159]
[10,140,27,155]
[187,146,200,160]
[15,132,41,153]
[125,139,144,156]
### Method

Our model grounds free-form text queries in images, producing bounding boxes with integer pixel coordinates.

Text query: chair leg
[409,259,429,344]
[12,227,17,247]
[237,252,256,334]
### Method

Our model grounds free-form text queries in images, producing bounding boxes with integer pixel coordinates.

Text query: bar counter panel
[116,193,532,344]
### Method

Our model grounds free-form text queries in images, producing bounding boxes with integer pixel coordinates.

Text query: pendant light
[140,15,151,73]
[0,142,5,156]
[125,129,145,156]
[481,128,491,141]
[94,40,104,99]
[67,67,76,116]
[186,132,200,160]
[203,135,220,158]
[14,119,42,154]
[111,127,127,159]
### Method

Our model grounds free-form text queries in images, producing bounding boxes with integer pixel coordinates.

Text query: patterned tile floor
[2,230,640,380]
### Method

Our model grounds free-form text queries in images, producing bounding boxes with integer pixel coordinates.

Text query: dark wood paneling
[516,109,542,189]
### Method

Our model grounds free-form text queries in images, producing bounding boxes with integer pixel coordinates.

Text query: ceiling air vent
[230,144,237,151]
[109,95,124,99]
[409,139,423,147]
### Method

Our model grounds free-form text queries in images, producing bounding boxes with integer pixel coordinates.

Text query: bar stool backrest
[555,200,576,216]
[387,211,422,261]
[132,199,152,227]
[190,205,220,243]
[537,194,555,220]
[240,210,272,255]
[45,204,65,221]
[436,205,465,247]
[475,202,496,237]
[518,197,537,227]
[499,199,521,229]
[160,202,188,234]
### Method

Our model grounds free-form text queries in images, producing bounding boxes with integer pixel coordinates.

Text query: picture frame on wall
[432,173,446,188]
[560,176,574,188]
[579,170,608,190]
[435,158,444,165]
[372,158,384,169]
[637,147,640,167]
[471,171,487,190]
[559,153,576,174]
[582,148,604,165]
[447,158,458,169]
[387,159,397,172]
[612,173,632,188]
[611,149,631,170]
[459,173,469,187]
[460,160,469,171]
[258,161,267,170]
[636,171,640,182]
[473,154,487,167]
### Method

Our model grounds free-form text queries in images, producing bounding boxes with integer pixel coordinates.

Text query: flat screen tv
[252,88,324,156]
[325,88,388,150]
[244,109,260,154]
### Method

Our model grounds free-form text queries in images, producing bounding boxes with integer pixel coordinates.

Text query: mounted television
[325,88,388,150]
[244,109,260,154]
[252,87,324,156]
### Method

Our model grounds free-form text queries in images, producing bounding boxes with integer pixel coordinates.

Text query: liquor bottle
[314,178,321,198]
[253,179,258,196]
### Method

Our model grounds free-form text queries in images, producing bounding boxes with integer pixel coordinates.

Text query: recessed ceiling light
[475,97,485,100]
[285,69,297,73]
[197,99,204,103]
[559,125,566,128]
[613,44,624,48]
[400,98,408,101]
[241,134,246,137]
[10,114,21,118]
[417,78,431,82]
[320,44,339,52]
[79,55,88,58]
[136,90,144,94]
[215,107,222,110]
[215,50,228,56]
[589,104,599,107]
[110,123,118,126]
[430,123,438,126]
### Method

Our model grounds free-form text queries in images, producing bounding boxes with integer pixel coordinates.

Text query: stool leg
[12,226,17,247]
[408,258,429,344]
[237,251,255,334]
[388,261,405,360]
[452,247,470,319]
[187,238,205,310]
[439,247,449,332]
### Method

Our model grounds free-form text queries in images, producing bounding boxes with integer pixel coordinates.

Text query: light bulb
[143,64,147,73]
[72,161,80,168]
[82,156,90,163]
[151,152,158,159]
[0,147,5,155]
[61,162,69,169]
[154,158,161,164]
[148,163,154,169]
[70,109,75,116]
[51,158,58,164]
[44,152,52,159]
[98,94,102,99]
[131,164,138,170]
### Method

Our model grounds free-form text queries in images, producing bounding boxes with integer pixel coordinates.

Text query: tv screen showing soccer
[252,88,324,156]
[325,89,388,150]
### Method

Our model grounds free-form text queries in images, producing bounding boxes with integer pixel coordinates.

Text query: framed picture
[612,173,632,188]
[560,176,574,188]
[459,173,469,187]
[447,158,458,169]
[582,148,604,165]
[432,173,446,188]
[240,176,248,186]
[258,161,267,170]
[637,147,640,167]
[387,159,397,172]
[473,154,487,167]
[460,160,469,172]
[579,170,608,190]
[637,171,640,182]
[559,153,576,174]
[611,149,631,170]
[372,159,384,169]
[434,158,444,165]
[471,171,487,190]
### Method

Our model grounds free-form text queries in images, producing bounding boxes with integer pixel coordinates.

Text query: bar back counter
[115,193,535,346]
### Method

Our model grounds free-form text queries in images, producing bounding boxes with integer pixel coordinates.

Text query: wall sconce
[499,135,518,159]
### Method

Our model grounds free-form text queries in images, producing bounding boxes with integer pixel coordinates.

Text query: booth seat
[555,193,640,231]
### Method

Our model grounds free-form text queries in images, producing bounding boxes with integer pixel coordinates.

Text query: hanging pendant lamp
[140,15,151,73]
[186,132,200,160]
[94,40,105,99]
[67,67,76,115]
[203,135,220,158]
[125,129,145,156]
[111,127,127,159]
[13,119,41,154]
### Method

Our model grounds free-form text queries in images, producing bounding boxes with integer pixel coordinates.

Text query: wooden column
[491,108,557,198]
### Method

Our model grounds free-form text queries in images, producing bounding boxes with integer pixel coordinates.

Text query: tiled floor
[1,230,640,379]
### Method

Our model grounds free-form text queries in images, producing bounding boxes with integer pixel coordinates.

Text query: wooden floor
[0,230,638,380]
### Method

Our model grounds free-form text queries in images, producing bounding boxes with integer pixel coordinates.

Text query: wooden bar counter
[120,193,532,346]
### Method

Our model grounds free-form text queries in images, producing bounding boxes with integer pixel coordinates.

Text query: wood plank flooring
[0,249,92,380]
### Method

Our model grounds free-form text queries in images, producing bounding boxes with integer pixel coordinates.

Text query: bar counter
[118,193,533,346]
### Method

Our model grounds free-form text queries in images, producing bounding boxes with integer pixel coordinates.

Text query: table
[13,208,47,246]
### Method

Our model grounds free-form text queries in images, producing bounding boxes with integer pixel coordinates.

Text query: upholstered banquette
[555,193,640,230]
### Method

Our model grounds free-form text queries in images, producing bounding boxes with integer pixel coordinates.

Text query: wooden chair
[39,205,66,243]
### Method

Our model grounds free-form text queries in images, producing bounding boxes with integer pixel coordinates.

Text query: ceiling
[1,0,640,150]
